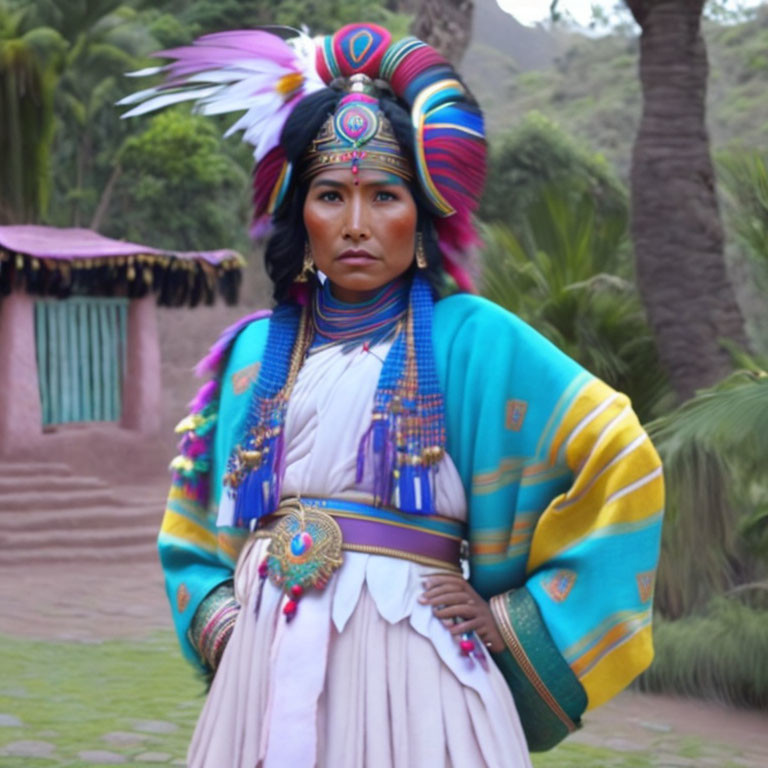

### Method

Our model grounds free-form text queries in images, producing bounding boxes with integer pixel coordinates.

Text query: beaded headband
[119,23,486,290]
[299,91,413,184]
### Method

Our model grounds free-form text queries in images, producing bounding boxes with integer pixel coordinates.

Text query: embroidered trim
[490,593,578,734]
[636,570,655,603]
[542,569,577,603]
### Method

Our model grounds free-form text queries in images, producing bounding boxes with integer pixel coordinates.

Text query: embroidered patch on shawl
[177,583,191,613]
[232,362,261,395]
[542,570,577,602]
[506,399,528,431]
[636,570,655,603]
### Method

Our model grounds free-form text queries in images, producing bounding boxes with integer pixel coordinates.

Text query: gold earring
[295,242,315,283]
[415,232,427,270]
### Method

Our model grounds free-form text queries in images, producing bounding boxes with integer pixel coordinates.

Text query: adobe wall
[0,293,44,455]
[155,260,272,463]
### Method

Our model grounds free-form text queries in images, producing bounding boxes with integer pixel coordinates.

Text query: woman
[126,23,664,767]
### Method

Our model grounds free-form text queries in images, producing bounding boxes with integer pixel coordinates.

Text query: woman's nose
[342,193,371,240]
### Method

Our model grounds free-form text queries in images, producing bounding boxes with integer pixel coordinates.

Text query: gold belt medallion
[263,498,343,619]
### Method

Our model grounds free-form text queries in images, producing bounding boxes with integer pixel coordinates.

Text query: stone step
[0,475,108,496]
[0,523,159,552]
[0,540,159,565]
[0,488,140,512]
[0,503,162,532]
[0,461,73,479]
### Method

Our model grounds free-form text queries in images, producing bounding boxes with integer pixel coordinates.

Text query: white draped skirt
[190,340,532,767]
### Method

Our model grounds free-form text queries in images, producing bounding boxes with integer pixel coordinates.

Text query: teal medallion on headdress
[335,100,377,144]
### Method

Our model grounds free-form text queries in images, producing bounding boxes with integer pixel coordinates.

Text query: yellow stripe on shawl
[569,609,651,677]
[217,529,249,566]
[527,383,663,573]
[160,508,218,553]
[580,625,654,710]
[547,378,618,466]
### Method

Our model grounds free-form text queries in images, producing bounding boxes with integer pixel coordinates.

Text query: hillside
[462,3,768,178]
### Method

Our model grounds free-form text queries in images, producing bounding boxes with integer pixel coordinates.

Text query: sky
[497,0,598,26]
[497,0,763,26]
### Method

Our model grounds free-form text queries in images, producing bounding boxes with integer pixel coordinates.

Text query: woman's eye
[375,190,398,201]
[319,191,341,202]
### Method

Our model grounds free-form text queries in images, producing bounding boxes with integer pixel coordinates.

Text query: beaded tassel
[226,273,447,529]
[358,274,446,515]
[224,303,312,528]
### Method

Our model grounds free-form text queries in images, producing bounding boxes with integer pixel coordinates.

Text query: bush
[639,599,768,709]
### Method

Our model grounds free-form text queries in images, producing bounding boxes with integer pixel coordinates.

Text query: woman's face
[303,167,418,303]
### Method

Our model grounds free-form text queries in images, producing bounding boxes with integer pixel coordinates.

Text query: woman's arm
[433,295,664,750]
[158,314,270,673]
[491,380,663,749]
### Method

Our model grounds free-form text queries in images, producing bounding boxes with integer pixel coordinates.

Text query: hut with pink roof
[0,225,243,465]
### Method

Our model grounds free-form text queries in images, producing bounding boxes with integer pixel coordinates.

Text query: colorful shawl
[159,294,664,751]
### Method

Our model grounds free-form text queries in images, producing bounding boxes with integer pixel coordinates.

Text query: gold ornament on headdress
[300,74,413,183]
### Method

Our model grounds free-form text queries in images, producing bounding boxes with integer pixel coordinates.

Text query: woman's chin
[327,269,402,298]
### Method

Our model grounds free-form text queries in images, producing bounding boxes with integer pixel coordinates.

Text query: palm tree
[624,0,747,400]
[26,0,155,226]
[0,1,65,222]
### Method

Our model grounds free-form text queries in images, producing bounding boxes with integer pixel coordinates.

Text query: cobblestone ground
[2,560,768,767]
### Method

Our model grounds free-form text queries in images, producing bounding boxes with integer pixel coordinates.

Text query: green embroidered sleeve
[490,588,587,752]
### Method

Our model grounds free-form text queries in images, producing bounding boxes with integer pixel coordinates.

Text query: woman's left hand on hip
[418,573,505,653]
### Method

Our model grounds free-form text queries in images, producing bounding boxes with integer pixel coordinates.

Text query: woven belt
[254,496,465,573]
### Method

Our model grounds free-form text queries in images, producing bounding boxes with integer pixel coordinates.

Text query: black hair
[263,88,445,303]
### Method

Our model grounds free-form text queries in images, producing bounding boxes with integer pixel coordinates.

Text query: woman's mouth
[336,249,378,266]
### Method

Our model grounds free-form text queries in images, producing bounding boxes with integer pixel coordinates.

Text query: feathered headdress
[119,23,486,290]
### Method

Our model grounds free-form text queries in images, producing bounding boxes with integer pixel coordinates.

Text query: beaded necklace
[223,273,446,526]
[311,278,409,353]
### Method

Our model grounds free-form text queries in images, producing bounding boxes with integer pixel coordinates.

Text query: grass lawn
[0,631,750,767]
[0,632,201,766]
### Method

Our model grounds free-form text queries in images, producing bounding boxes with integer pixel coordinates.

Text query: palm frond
[479,185,671,421]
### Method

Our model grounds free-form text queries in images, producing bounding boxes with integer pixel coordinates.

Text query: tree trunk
[411,0,474,66]
[627,0,747,399]
[90,162,122,232]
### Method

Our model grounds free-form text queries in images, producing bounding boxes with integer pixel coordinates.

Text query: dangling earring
[415,232,427,270]
[295,242,315,283]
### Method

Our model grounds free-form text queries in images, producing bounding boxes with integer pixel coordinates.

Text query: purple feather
[156,31,299,74]
[185,436,207,459]
[189,379,218,413]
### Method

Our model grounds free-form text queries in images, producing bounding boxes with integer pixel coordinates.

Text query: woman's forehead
[309,168,408,188]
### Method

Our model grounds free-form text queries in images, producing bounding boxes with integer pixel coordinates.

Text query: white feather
[120,28,325,156]
[120,86,220,118]
[125,65,165,77]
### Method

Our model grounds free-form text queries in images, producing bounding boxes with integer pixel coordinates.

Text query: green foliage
[0,0,65,222]
[480,184,671,422]
[479,112,628,235]
[639,599,768,708]
[464,7,768,181]
[108,109,250,250]
[717,149,768,268]
[649,369,768,618]
[159,0,411,39]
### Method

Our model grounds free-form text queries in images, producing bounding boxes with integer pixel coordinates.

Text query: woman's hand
[418,573,505,654]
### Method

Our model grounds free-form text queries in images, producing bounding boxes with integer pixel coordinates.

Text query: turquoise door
[35,298,128,426]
